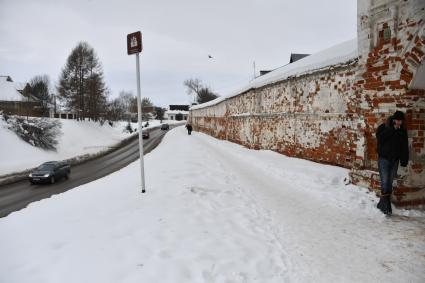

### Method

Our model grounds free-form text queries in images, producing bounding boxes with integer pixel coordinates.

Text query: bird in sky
[208,55,213,59]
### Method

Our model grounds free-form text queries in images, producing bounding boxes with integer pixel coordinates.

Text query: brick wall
[189,0,425,208]
[351,0,425,207]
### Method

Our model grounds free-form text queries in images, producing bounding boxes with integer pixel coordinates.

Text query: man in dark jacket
[186,123,193,135]
[376,110,409,215]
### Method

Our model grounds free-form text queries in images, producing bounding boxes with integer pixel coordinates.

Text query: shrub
[125,122,133,133]
[4,116,62,150]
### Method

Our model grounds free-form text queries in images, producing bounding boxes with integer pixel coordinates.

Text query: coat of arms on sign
[131,36,138,48]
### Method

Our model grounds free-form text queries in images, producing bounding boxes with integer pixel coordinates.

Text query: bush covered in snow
[124,122,134,133]
[1,115,62,150]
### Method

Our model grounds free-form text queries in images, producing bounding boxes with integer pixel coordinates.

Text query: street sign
[127,30,146,193]
[127,31,142,55]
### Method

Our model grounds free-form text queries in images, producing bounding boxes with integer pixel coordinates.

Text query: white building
[164,110,188,121]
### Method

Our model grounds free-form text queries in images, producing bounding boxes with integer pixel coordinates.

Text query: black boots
[377,194,392,215]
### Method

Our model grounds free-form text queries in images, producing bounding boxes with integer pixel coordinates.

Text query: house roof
[14,82,27,92]
[0,76,13,82]
[169,105,189,111]
[0,76,25,101]
[289,53,310,63]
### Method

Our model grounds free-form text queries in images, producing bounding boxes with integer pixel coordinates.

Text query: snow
[1,126,424,283]
[165,110,189,115]
[0,76,25,101]
[0,118,180,176]
[13,82,27,92]
[191,38,358,110]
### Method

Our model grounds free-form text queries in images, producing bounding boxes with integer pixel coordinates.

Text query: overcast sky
[0,0,357,107]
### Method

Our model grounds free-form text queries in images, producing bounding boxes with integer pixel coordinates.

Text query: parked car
[161,123,170,130]
[142,129,150,139]
[28,161,70,184]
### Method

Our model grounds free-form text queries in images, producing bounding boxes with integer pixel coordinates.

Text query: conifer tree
[57,42,107,120]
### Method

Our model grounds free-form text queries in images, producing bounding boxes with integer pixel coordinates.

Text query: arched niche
[410,60,425,90]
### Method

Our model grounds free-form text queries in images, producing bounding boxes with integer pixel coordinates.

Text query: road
[0,127,170,218]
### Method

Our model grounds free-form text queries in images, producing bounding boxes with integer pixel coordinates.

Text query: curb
[0,131,141,186]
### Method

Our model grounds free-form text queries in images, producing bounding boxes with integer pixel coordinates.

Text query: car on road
[142,129,150,139]
[160,123,169,130]
[28,161,70,184]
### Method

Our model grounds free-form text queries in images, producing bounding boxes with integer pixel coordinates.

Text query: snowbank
[0,126,423,283]
[0,118,181,175]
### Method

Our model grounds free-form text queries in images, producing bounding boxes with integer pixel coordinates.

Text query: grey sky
[0,0,357,107]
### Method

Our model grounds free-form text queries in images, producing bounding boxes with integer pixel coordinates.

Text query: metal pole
[135,53,146,193]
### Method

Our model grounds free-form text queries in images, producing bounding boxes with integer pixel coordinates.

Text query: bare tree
[106,98,125,121]
[29,75,51,117]
[117,91,135,121]
[141,97,153,107]
[141,97,153,121]
[155,107,165,121]
[197,87,218,104]
[183,78,218,104]
[184,78,202,104]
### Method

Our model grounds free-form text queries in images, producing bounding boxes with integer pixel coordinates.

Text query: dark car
[28,161,70,184]
[142,129,150,139]
[161,123,169,130]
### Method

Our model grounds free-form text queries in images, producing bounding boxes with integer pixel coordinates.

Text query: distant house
[169,105,189,111]
[259,54,311,77]
[0,76,43,117]
[165,110,188,121]
[259,70,272,76]
[164,105,189,120]
[289,53,310,63]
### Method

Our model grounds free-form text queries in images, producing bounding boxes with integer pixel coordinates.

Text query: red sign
[127,31,142,55]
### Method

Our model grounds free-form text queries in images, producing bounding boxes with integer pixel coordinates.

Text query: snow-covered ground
[0,118,179,176]
[0,126,424,283]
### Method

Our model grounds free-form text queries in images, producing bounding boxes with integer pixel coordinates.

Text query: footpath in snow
[0,126,424,283]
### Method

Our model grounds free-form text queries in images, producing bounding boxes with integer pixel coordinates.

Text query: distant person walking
[186,123,193,135]
[376,111,409,215]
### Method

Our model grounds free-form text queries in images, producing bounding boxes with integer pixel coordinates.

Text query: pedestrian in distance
[186,123,193,135]
[375,110,409,215]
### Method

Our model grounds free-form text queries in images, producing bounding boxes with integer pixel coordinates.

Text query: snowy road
[0,127,166,217]
[0,126,424,283]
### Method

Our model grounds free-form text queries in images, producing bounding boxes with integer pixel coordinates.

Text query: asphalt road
[0,127,170,218]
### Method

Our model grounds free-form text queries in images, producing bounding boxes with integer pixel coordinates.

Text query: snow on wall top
[0,77,25,101]
[191,38,358,111]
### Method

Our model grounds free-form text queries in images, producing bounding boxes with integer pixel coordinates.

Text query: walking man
[376,111,409,215]
[186,123,193,135]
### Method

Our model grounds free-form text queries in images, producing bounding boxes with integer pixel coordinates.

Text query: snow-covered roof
[165,110,189,115]
[0,76,12,82]
[0,76,25,101]
[191,38,358,110]
[14,82,27,91]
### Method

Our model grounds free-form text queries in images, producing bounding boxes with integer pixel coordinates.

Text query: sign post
[127,31,146,193]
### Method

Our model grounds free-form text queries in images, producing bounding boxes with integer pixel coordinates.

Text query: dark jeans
[377,157,399,214]
[378,157,399,194]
